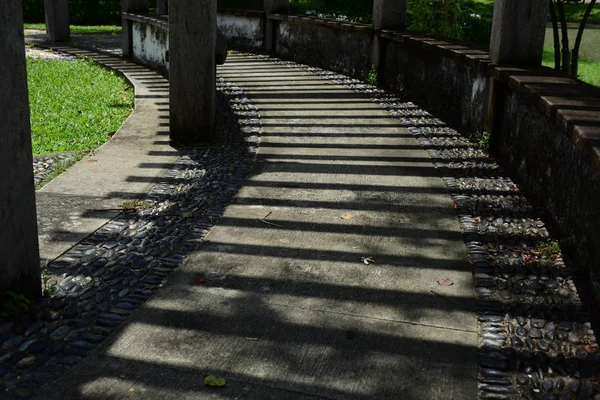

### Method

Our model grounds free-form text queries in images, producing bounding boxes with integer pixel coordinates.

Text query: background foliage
[22,0,157,24]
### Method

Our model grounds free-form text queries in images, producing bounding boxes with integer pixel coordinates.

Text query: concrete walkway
[38,54,477,399]
[29,43,177,262]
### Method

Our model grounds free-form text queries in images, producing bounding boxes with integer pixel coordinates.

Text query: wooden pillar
[264,0,289,51]
[169,0,217,146]
[157,0,168,15]
[121,0,148,58]
[44,0,70,42]
[371,0,406,66]
[489,0,549,66]
[486,0,550,135]
[0,0,41,299]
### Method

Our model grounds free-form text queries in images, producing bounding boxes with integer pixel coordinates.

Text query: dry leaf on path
[437,278,454,286]
[340,213,354,220]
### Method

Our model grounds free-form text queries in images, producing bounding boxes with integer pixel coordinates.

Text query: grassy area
[462,0,600,22]
[542,47,600,87]
[24,23,121,34]
[27,57,133,155]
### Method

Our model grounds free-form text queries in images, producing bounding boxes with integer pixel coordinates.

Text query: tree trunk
[556,0,571,75]
[571,0,597,78]
[549,0,561,70]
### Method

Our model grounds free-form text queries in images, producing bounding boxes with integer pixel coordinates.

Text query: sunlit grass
[27,57,134,155]
[542,46,600,87]
[24,23,121,34]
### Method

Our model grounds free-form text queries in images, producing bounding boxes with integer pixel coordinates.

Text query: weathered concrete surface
[32,45,179,262]
[0,0,41,298]
[39,55,476,399]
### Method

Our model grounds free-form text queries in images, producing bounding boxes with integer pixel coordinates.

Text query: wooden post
[264,0,289,51]
[489,0,549,66]
[0,0,41,299]
[486,0,550,140]
[371,0,407,66]
[169,0,217,146]
[121,0,149,58]
[44,0,70,42]
[157,0,168,15]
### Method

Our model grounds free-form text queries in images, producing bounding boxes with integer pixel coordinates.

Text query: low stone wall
[270,15,373,79]
[379,31,490,135]
[490,67,600,286]
[218,9,264,51]
[133,20,169,73]
[123,10,264,74]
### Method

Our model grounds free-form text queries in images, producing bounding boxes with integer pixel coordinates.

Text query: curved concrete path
[29,43,176,263]
[38,54,477,399]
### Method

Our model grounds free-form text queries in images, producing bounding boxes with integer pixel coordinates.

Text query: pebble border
[32,153,79,188]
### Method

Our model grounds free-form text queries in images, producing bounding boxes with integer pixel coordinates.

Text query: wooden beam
[372,0,407,31]
[44,0,70,42]
[0,0,41,299]
[157,0,168,15]
[489,0,549,66]
[264,0,289,51]
[169,0,217,146]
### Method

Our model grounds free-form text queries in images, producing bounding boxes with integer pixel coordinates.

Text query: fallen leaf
[181,211,193,218]
[340,213,354,220]
[193,278,206,285]
[437,278,454,286]
[129,388,135,392]
[204,375,226,387]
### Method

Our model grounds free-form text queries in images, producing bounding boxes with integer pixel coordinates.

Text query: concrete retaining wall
[217,10,264,51]
[132,21,169,73]
[126,10,264,73]
[273,16,373,79]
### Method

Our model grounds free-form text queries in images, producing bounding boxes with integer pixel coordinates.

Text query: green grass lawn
[27,57,133,155]
[542,47,600,87]
[466,0,600,22]
[24,23,121,34]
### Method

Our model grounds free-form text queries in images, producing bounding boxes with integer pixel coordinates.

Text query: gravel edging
[241,53,600,400]
[33,152,80,189]
[0,76,260,399]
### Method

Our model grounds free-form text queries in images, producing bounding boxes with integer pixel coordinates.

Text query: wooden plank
[0,0,41,298]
